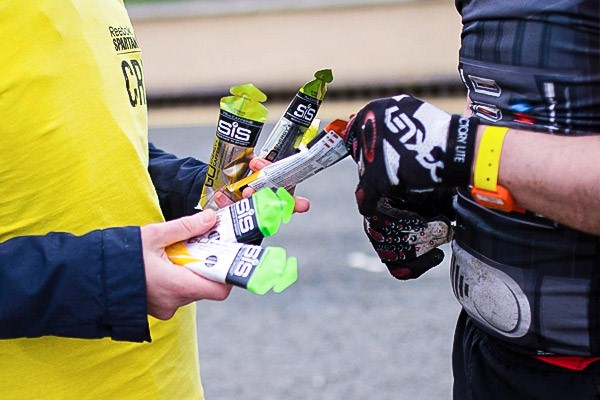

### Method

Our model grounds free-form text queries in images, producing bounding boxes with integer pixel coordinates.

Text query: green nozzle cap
[272,257,298,293]
[253,187,295,237]
[221,83,268,123]
[230,83,267,102]
[314,68,333,84]
[300,69,333,100]
[247,247,297,295]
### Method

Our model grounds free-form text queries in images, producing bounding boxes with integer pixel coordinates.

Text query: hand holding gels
[199,84,268,210]
[167,187,297,294]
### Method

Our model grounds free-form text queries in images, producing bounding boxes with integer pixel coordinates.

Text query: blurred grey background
[131,1,465,399]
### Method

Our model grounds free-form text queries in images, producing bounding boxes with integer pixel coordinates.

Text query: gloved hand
[344,94,478,216]
[364,196,453,280]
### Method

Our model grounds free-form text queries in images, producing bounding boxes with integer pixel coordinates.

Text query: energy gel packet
[296,118,321,152]
[257,69,333,162]
[199,84,268,210]
[225,119,349,202]
[167,239,298,295]
[200,187,294,244]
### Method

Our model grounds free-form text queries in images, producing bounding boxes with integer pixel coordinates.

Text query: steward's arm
[0,228,150,342]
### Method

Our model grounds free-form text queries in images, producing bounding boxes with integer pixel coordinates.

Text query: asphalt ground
[149,119,462,400]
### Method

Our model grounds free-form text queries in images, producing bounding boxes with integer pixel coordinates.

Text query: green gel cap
[221,83,268,123]
[314,68,334,84]
[272,257,298,293]
[300,69,333,100]
[247,246,297,295]
[253,187,295,237]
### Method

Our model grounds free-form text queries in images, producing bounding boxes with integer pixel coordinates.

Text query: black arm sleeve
[0,227,150,342]
[148,143,207,221]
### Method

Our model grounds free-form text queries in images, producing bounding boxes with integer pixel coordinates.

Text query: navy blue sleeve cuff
[101,227,151,342]
[148,143,207,220]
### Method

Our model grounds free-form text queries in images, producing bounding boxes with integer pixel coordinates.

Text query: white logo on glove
[384,96,448,183]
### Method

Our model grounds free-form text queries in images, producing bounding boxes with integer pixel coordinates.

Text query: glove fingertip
[387,248,446,281]
[389,267,412,280]
[429,248,446,266]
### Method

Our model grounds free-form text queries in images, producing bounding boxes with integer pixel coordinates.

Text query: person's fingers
[180,272,233,302]
[355,184,379,216]
[149,278,232,320]
[145,209,217,248]
[214,191,234,208]
[391,248,446,280]
[249,157,270,171]
[145,252,232,320]
[241,186,256,198]
[293,196,310,213]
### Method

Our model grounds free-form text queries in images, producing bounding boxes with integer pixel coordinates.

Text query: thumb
[152,210,217,247]
[249,157,271,171]
[355,184,379,217]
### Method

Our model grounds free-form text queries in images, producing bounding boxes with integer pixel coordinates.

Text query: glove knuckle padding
[346,94,454,218]
[363,197,453,280]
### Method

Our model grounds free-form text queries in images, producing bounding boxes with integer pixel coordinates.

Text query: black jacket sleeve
[148,143,207,221]
[0,227,150,342]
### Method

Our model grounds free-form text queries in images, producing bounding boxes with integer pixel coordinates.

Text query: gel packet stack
[175,69,345,295]
[167,188,296,295]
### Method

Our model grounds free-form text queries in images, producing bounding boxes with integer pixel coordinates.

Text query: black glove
[364,196,453,280]
[344,94,478,216]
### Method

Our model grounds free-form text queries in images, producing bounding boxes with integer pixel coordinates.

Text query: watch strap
[473,126,509,191]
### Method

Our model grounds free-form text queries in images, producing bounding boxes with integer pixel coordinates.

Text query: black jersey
[456,0,599,134]
[451,0,600,356]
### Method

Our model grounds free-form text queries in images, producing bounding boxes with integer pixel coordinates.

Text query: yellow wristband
[473,126,509,192]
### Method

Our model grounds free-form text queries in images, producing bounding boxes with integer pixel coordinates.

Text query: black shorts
[452,311,600,400]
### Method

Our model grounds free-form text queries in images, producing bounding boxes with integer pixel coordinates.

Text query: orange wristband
[471,126,525,213]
